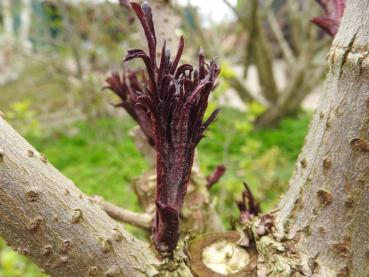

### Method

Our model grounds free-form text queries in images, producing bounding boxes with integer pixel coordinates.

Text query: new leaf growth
[107,1,220,253]
[236,182,261,223]
[206,164,226,189]
[311,0,345,37]
[105,70,154,145]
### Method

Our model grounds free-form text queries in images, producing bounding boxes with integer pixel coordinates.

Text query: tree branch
[89,196,153,230]
[0,117,159,276]
[222,0,243,22]
[223,74,254,103]
[267,11,296,66]
[247,0,279,103]
[1,0,14,36]
[276,1,369,275]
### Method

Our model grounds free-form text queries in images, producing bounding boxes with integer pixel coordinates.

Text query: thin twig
[267,11,296,65]
[223,75,254,103]
[222,0,243,21]
[90,196,153,230]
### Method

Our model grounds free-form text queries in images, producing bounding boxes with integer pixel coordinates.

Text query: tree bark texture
[276,1,369,276]
[0,117,159,277]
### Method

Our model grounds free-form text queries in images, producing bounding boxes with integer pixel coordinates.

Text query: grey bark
[276,1,369,276]
[0,117,159,277]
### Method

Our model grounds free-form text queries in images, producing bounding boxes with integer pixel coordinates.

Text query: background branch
[0,116,159,276]
[267,11,296,66]
[89,196,153,230]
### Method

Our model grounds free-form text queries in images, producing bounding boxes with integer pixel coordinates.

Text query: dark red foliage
[124,1,220,253]
[206,164,226,189]
[311,0,345,37]
[105,70,155,146]
[236,182,261,223]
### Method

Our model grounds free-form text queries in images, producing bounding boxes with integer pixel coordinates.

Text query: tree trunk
[275,1,369,276]
[19,0,32,51]
[254,61,324,128]
[140,0,181,54]
[1,0,14,37]
[0,117,159,277]
[245,0,279,104]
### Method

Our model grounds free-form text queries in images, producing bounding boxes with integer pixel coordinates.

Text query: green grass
[27,118,148,210]
[0,239,48,277]
[0,60,70,115]
[0,108,311,276]
[250,113,311,161]
[197,109,311,212]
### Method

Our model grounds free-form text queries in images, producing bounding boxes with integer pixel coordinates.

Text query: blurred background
[0,0,330,275]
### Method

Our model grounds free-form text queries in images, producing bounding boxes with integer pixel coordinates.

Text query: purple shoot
[120,1,220,253]
[236,182,261,223]
[311,0,345,37]
[105,70,155,146]
[206,164,226,189]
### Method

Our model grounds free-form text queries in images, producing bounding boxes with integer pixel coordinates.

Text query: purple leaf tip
[312,0,345,37]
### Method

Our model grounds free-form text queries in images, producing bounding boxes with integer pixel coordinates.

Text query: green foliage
[249,113,312,161]
[220,61,237,79]
[7,100,41,137]
[241,147,290,210]
[27,117,148,209]
[0,60,72,120]
[0,240,48,277]
[198,107,311,224]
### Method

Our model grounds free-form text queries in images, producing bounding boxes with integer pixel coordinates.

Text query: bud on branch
[236,182,261,223]
[206,164,226,189]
